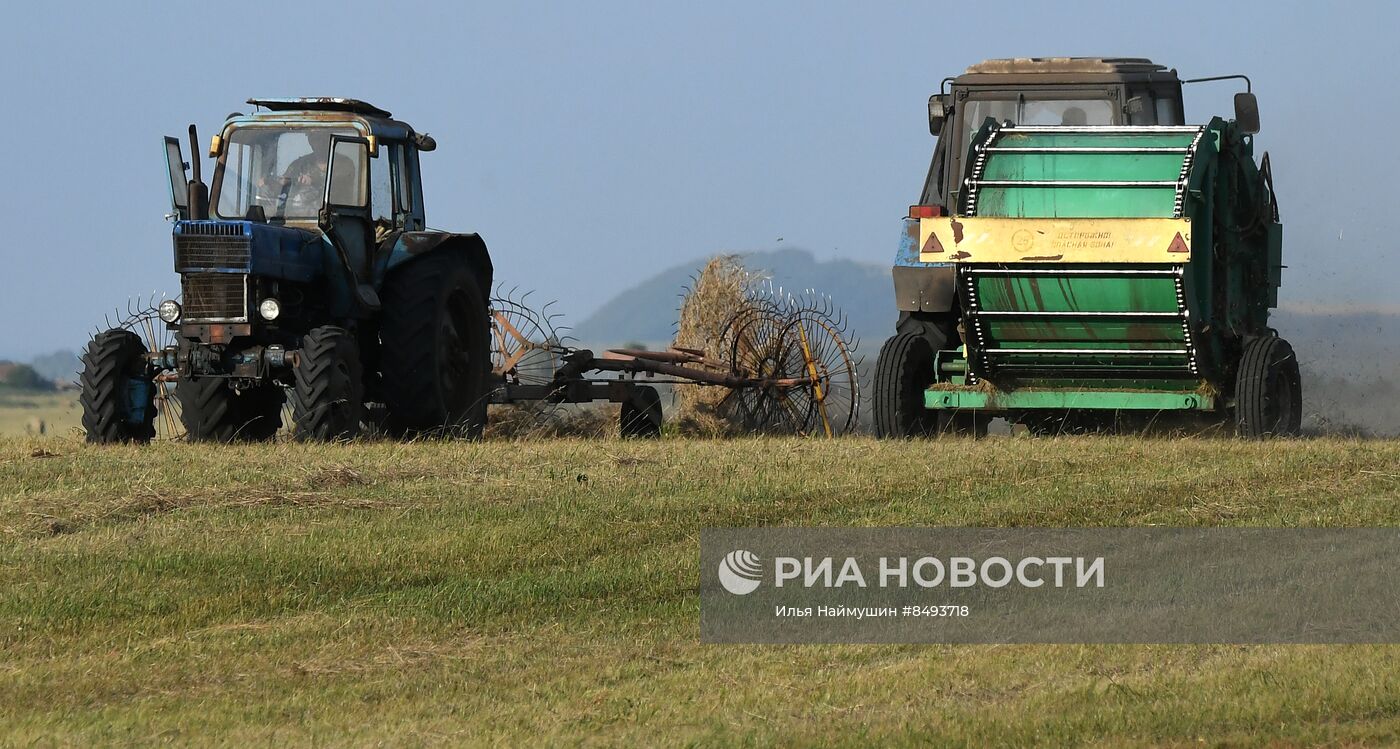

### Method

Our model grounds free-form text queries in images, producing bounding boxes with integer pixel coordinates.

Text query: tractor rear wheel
[1234,335,1302,438]
[291,326,364,442]
[380,252,491,438]
[179,378,284,442]
[873,332,938,438]
[80,329,156,444]
[620,385,663,438]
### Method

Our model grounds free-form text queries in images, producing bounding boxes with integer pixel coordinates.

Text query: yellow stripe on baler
[918,217,1192,264]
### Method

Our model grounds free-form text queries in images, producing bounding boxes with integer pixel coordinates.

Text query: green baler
[877,116,1300,436]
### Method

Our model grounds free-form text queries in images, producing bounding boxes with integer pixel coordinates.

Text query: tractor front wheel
[873,332,938,438]
[80,329,156,444]
[179,378,283,442]
[1234,335,1302,438]
[291,326,364,442]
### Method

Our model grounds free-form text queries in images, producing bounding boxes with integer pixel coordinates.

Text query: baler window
[957,96,1117,166]
[1154,97,1181,125]
[1019,99,1115,126]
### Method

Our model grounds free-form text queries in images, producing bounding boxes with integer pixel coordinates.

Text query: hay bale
[672,255,760,434]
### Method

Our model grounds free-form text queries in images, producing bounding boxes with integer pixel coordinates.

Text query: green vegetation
[0,391,79,437]
[2,436,1398,746]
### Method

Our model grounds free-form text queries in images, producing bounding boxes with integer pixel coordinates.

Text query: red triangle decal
[1167,232,1190,254]
[922,231,944,254]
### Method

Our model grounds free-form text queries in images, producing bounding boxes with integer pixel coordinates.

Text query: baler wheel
[381,252,491,438]
[1234,335,1302,438]
[179,378,283,442]
[79,329,156,444]
[290,326,364,442]
[620,385,663,439]
[895,310,956,352]
[873,332,938,438]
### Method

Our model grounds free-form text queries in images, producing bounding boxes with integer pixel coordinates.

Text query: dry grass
[0,390,80,437]
[484,402,619,440]
[2,435,1399,746]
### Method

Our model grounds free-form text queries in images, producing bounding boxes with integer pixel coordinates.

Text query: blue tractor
[80,98,494,442]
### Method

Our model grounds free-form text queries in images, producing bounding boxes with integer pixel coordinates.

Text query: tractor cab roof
[247,97,392,117]
[232,97,415,140]
[954,57,1180,86]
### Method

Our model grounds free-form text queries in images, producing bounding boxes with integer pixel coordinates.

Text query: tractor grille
[174,233,251,272]
[181,273,248,322]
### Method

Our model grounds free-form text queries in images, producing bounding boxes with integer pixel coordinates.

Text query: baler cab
[876,63,1300,437]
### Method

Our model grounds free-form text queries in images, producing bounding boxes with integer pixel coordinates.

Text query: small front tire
[179,378,284,442]
[291,326,364,442]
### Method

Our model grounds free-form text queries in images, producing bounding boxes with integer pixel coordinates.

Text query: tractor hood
[172,220,324,282]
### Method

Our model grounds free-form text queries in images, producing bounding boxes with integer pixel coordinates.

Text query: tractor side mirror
[1234,92,1260,134]
[928,95,949,136]
[163,136,189,218]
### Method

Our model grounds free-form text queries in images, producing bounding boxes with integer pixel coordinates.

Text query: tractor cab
[158,98,454,337]
[922,58,1187,213]
[203,98,430,235]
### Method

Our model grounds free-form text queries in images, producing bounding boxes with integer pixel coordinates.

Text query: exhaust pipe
[187,124,209,220]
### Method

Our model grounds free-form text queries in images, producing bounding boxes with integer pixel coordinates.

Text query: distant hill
[570,248,894,348]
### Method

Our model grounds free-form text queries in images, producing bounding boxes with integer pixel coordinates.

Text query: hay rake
[488,284,861,437]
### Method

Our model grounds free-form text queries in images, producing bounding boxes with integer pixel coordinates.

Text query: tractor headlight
[158,300,182,323]
[258,298,281,321]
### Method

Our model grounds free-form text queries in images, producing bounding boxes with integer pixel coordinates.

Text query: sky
[0,1,1396,359]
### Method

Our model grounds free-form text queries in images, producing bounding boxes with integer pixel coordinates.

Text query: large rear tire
[873,332,938,438]
[291,326,364,442]
[1234,335,1302,438]
[80,329,156,444]
[179,378,284,442]
[380,252,491,438]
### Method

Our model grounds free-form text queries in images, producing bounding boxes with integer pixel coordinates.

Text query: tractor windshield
[958,97,1116,158]
[214,126,361,221]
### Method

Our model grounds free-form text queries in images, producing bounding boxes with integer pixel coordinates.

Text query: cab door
[320,135,378,305]
[164,136,190,220]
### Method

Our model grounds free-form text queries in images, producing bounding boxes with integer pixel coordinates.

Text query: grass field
[0,390,80,438]
[2,435,1399,746]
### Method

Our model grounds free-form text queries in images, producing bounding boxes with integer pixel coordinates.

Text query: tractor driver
[278,132,359,216]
